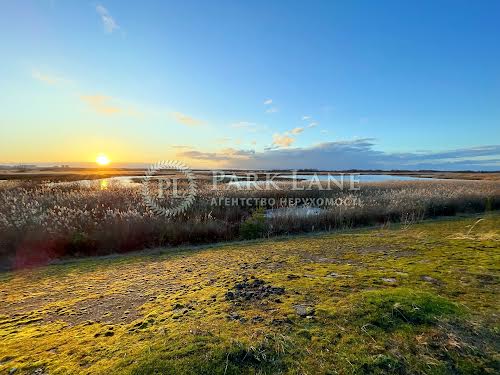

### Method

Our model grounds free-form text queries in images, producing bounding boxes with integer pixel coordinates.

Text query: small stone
[252,316,264,323]
[227,312,240,321]
[294,305,315,317]
[421,275,441,284]
[381,277,397,283]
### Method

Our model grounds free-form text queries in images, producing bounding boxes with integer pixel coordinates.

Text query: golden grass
[0,213,499,374]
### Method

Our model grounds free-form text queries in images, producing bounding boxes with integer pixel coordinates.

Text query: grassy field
[0,213,498,374]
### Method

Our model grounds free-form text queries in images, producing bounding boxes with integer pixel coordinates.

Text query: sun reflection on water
[100,179,109,190]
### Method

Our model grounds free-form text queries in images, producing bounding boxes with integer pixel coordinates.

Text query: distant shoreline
[0,167,498,181]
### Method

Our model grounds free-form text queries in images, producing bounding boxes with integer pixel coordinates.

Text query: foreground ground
[0,214,499,374]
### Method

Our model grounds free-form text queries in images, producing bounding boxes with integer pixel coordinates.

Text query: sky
[0,0,499,170]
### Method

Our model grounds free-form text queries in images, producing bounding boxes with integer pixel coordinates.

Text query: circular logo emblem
[141,160,197,217]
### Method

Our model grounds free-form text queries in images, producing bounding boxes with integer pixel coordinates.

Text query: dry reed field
[0,179,498,269]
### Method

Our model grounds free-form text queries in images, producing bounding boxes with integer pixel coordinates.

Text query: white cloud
[264,99,273,105]
[307,122,318,128]
[265,107,279,113]
[96,4,119,33]
[302,115,311,120]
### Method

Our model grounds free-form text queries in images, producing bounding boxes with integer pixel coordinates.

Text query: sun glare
[96,154,110,166]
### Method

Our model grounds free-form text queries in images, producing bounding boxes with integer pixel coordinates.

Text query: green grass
[0,213,499,374]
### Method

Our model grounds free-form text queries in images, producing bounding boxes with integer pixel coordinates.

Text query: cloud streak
[80,95,122,115]
[172,112,204,126]
[180,148,255,162]
[96,4,119,33]
[290,127,304,135]
[231,121,258,131]
[32,70,70,85]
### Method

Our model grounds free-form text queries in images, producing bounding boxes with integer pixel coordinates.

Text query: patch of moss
[125,337,287,375]
[346,288,461,331]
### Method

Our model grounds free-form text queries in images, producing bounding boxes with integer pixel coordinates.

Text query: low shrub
[239,208,267,239]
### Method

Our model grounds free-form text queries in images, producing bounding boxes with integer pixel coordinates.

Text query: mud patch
[44,293,148,325]
[393,249,418,258]
[225,279,285,302]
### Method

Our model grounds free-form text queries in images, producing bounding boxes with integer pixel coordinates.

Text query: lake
[281,174,436,182]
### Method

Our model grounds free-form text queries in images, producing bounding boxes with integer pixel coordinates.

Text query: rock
[421,275,441,285]
[227,312,241,321]
[381,277,397,283]
[287,274,300,280]
[294,305,315,317]
[252,316,264,323]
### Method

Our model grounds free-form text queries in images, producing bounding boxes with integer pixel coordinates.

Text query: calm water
[280,174,435,182]
[16,173,436,190]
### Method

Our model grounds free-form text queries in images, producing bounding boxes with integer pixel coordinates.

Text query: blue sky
[0,0,499,169]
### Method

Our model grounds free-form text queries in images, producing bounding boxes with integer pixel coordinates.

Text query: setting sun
[96,154,110,166]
